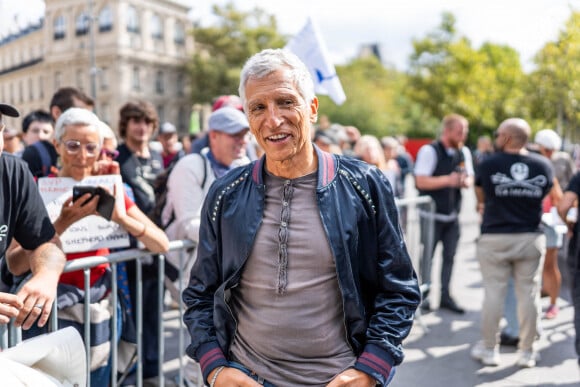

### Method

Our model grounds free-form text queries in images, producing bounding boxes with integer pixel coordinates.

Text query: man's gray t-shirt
[229,171,356,386]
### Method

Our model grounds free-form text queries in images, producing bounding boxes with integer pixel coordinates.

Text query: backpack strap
[200,153,208,190]
[163,153,209,230]
[33,141,52,177]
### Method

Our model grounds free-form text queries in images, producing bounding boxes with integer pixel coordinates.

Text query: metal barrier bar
[2,201,429,381]
[395,195,436,332]
[84,268,92,387]
[136,253,143,387]
[0,240,195,386]
[110,262,118,387]
[157,254,166,387]
[178,246,186,387]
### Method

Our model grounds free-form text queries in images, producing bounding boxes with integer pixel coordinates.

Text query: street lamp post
[88,0,98,110]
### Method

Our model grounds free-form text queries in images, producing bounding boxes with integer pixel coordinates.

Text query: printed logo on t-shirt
[491,162,547,198]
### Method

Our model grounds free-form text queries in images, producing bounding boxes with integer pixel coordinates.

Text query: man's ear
[309,97,319,124]
[50,106,61,121]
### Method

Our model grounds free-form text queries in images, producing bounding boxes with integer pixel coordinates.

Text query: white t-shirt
[414,144,474,177]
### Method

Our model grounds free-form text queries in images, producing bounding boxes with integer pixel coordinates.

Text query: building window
[155,70,164,94]
[54,71,62,90]
[176,73,184,97]
[100,102,110,123]
[19,81,23,103]
[174,21,185,45]
[28,78,34,100]
[54,15,66,40]
[157,105,164,123]
[76,12,90,36]
[100,66,108,90]
[39,76,44,99]
[76,69,84,91]
[178,106,187,130]
[132,66,140,91]
[126,5,139,33]
[151,14,163,40]
[98,6,113,32]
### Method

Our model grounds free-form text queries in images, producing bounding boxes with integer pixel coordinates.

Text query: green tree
[188,2,286,103]
[528,11,580,143]
[319,56,432,139]
[407,12,526,143]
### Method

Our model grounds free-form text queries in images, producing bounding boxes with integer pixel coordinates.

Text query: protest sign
[38,175,130,253]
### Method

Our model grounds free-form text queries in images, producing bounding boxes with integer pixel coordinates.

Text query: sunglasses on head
[100,148,119,159]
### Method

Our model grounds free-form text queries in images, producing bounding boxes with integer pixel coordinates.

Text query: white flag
[285,17,346,105]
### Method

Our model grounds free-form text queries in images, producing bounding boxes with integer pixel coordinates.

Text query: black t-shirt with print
[476,152,553,234]
[116,143,164,216]
[0,153,55,256]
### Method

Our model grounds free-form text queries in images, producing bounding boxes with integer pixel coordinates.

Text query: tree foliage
[528,11,580,143]
[320,56,427,138]
[407,12,526,144]
[188,2,286,103]
[188,3,580,146]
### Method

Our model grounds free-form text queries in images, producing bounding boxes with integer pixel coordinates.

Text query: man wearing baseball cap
[0,103,20,118]
[190,94,252,156]
[0,102,66,331]
[161,106,251,385]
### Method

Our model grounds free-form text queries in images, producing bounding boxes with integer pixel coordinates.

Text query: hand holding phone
[72,185,116,221]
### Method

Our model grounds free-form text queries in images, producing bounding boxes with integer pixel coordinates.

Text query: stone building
[0,0,194,134]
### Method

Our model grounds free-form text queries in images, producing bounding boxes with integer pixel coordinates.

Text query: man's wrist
[209,366,225,387]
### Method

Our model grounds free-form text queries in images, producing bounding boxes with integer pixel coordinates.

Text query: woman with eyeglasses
[23,107,169,386]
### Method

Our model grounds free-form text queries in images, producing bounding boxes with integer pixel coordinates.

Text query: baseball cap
[535,129,561,151]
[212,95,243,112]
[0,103,19,117]
[159,121,177,134]
[208,107,249,135]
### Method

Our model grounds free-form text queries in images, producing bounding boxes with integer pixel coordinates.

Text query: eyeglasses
[493,131,502,138]
[63,140,99,156]
[100,148,119,160]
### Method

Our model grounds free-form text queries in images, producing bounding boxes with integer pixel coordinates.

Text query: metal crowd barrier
[0,196,434,386]
[395,195,436,332]
[1,239,196,387]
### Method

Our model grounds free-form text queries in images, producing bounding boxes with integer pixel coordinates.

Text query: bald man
[472,118,553,368]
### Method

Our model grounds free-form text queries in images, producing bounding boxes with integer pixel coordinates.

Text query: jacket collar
[251,143,337,189]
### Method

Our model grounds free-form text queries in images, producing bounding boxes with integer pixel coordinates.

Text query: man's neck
[265,145,318,179]
[439,137,456,150]
[503,147,527,155]
[125,140,150,158]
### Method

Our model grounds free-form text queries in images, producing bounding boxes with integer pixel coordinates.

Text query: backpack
[149,154,207,229]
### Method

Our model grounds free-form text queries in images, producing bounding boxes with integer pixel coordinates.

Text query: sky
[4,0,580,71]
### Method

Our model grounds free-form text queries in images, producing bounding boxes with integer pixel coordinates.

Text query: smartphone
[72,185,116,221]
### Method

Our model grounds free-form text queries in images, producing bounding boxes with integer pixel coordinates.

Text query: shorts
[543,224,564,249]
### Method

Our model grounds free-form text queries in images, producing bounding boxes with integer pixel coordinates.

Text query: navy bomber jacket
[182,146,421,386]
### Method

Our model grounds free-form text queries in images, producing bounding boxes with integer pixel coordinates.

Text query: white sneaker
[471,341,500,366]
[517,350,540,368]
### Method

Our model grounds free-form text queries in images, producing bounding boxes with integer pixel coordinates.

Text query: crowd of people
[0,47,580,386]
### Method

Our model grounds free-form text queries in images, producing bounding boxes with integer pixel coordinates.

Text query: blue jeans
[229,361,277,387]
[503,276,519,337]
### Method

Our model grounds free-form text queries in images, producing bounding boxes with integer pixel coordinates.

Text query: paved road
[162,186,580,386]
